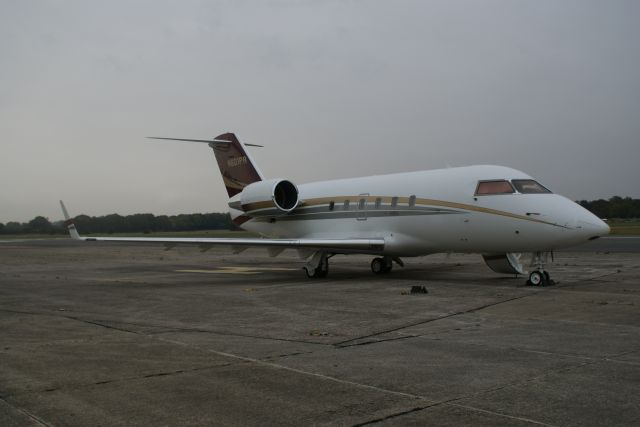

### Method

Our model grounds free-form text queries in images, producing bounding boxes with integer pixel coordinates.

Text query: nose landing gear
[526,252,555,286]
[528,270,550,286]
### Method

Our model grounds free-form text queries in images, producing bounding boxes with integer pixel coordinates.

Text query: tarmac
[0,238,639,426]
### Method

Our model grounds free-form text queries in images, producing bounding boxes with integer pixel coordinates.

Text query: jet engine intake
[240,179,299,216]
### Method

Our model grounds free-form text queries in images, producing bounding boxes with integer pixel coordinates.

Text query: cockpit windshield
[475,179,553,195]
[511,179,552,194]
[475,180,515,195]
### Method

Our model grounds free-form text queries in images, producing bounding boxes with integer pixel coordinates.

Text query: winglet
[59,200,82,240]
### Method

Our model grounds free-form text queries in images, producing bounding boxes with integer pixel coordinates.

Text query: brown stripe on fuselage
[241,200,276,212]
[223,176,247,191]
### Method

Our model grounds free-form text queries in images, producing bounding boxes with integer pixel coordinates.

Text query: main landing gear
[371,257,392,274]
[304,252,329,278]
[371,256,403,275]
[304,253,404,278]
[526,252,555,287]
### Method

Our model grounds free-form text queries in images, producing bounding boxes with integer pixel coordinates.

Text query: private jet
[61,132,609,286]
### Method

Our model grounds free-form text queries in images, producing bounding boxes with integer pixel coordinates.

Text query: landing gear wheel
[371,257,384,274]
[528,270,547,287]
[371,257,392,274]
[526,251,556,286]
[305,257,328,278]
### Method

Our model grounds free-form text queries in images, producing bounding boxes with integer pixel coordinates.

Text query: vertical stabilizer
[147,132,264,198]
[210,133,263,197]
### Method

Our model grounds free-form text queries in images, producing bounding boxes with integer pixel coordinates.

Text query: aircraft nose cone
[576,216,610,239]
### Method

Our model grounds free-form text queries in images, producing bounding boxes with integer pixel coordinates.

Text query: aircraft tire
[305,258,329,278]
[528,270,546,286]
[371,258,384,274]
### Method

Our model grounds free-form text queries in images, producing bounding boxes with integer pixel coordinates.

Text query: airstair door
[357,193,369,221]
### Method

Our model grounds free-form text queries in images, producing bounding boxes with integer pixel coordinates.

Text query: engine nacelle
[239,179,299,216]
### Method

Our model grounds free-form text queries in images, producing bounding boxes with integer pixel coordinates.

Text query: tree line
[577,196,640,220]
[0,212,234,235]
[1,196,639,235]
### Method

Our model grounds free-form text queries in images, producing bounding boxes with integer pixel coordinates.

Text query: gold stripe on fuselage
[240,200,276,212]
[233,194,564,228]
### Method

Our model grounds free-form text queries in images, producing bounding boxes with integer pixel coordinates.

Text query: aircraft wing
[59,201,385,253]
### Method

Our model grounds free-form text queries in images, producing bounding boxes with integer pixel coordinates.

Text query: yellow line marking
[176,267,297,275]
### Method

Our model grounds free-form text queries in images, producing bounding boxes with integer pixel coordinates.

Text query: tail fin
[210,133,263,197]
[148,132,264,197]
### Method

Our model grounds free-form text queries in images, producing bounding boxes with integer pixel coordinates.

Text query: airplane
[60,132,610,286]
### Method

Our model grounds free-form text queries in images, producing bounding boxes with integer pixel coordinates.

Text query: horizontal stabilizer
[147,137,263,147]
[147,137,233,144]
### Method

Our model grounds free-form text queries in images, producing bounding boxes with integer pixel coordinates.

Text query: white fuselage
[230,165,609,256]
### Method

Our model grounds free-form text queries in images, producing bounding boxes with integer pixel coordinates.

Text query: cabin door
[357,193,369,221]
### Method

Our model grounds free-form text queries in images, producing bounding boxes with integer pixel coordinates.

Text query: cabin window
[391,197,398,208]
[358,198,366,210]
[375,198,382,208]
[409,195,416,207]
[475,180,515,195]
[511,179,552,194]
[329,201,335,211]
[343,200,350,210]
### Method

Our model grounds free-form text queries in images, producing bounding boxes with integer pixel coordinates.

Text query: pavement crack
[352,397,557,427]
[155,335,426,401]
[334,268,626,349]
[143,369,184,378]
[84,364,236,387]
[151,327,329,346]
[446,403,559,427]
[602,347,640,365]
[451,359,596,402]
[554,270,622,289]
[0,308,55,316]
[335,335,415,348]
[352,403,436,426]
[333,293,533,347]
[4,363,241,399]
[71,318,330,346]
[353,341,608,426]
[64,316,141,334]
[407,334,634,363]
[260,350,316,360]
[0,396,51,426]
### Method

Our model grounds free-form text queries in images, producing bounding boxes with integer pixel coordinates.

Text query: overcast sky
[1,0,639,223]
